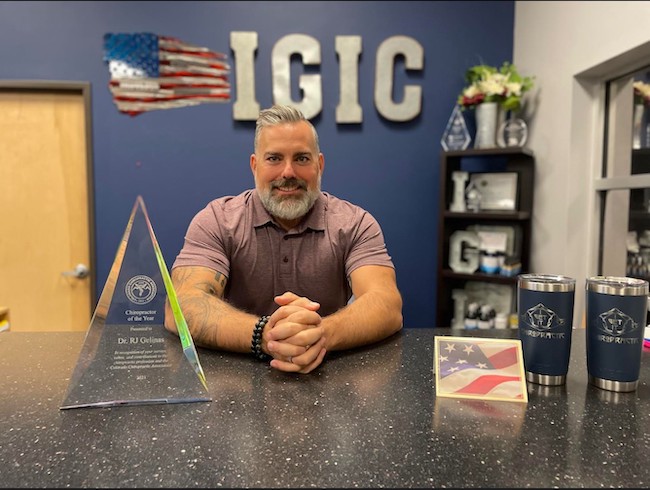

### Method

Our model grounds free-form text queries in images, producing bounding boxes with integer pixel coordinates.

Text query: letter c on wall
[375,35,423,122]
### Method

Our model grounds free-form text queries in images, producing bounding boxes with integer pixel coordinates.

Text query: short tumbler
[586,276,648,393]
[517,274,576,386]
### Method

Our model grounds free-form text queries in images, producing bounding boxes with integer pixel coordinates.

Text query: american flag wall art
[103,33,230,116]
[434,336,528,403]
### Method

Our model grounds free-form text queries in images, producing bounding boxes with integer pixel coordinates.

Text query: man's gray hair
[254,104,320,152]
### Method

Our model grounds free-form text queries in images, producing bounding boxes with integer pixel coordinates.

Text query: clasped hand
[264,291,327,373]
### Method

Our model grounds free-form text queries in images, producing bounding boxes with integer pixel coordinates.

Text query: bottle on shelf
[478,304,493,330]
[464,302,479,330]
[495,313,508,329]
[479,248,502,274]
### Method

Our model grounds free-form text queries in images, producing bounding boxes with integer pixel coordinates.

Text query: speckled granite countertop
[1,328,648,488]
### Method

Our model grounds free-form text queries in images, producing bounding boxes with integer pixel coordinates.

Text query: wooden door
[0,83,95,331]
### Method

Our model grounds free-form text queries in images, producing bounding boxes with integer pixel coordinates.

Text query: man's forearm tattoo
[215,272,226,291]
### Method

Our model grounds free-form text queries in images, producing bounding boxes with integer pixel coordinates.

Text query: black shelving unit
[436,147,535,328]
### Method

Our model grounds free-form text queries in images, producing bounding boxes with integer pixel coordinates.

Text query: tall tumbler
[586,276,648,393]
[517,274,576,386]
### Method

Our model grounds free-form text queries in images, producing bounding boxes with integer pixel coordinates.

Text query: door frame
[0,80,97,312]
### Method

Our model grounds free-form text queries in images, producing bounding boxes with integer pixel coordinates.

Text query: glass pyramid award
[441,104,471,151]
[60,196,211,409]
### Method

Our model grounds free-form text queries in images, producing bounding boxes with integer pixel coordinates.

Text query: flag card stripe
[456,374,522,395]
[487,346,519,369]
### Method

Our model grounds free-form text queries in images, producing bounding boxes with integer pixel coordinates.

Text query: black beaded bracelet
[251,315,271,361]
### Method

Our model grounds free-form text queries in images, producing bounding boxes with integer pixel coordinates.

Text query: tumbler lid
[517,273,576,292]
[586,276,649,296]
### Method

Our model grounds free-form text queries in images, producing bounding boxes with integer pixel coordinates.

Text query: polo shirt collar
[252,189,326,232]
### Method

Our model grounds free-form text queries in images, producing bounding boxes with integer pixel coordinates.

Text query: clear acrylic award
[441,105,471,151]
[497,118,528,148]
[60,196,211,409]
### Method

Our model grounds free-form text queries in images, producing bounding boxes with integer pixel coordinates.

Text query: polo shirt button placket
[280,233,291,275]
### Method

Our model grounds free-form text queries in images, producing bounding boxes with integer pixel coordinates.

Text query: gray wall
[514,1,650,326]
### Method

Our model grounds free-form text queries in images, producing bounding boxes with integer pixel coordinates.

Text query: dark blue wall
[0,1,514,327]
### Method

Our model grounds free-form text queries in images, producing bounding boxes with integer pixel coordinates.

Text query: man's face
[250,120,324,228]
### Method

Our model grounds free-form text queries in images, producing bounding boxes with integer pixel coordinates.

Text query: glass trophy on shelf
[441,105,471,151]
[497,117,528,148]
[60,196,211,409]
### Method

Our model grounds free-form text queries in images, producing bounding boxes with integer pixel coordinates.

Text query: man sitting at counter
[165,104,403,374]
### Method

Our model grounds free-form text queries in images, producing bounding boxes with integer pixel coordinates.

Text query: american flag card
[434,336,528,403]
[103,32,231,116]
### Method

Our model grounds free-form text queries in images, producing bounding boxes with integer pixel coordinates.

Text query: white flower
[505,81,522,97]
[479,77,505,97]
[463,85,481,98]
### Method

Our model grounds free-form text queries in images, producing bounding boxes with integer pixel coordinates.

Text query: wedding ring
[288,356,293,364]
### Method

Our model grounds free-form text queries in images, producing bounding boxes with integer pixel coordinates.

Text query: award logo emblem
[125,275,157,304]
[61,196,210,409]
[525,303,564,331]
[599,308,637,336]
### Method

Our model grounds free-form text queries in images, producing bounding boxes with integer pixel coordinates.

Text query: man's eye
[296,156,310,164]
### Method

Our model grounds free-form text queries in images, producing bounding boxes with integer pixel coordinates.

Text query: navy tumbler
[517,274,576,386]
[586,276,648,393]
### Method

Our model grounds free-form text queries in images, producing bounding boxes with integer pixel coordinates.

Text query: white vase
[633,103,644,150]
[474,102,499,149]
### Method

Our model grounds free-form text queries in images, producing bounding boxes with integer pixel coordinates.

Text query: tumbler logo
[525,303,565,331]
[125,275,157,305]
[598,308,637,336]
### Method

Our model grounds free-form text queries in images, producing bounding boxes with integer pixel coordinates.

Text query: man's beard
[258,176,320,222]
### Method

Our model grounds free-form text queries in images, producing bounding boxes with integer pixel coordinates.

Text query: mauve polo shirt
[172,189,395,317]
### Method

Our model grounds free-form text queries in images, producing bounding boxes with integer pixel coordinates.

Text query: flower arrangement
[457,62,534,112]
[633,80,650,106]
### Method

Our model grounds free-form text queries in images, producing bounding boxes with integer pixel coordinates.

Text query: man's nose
[280,160,297,179]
